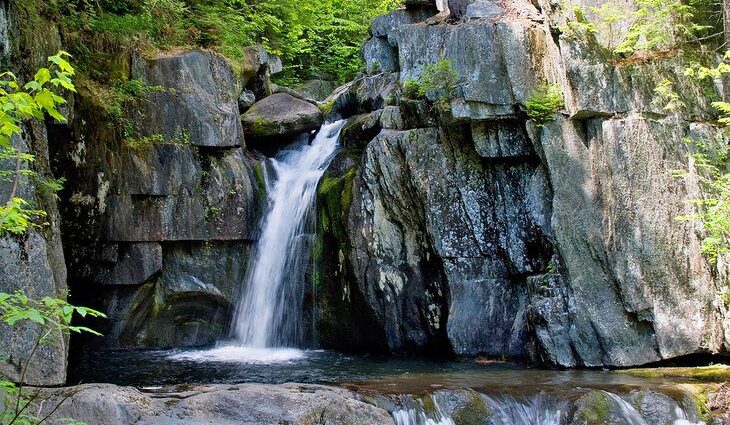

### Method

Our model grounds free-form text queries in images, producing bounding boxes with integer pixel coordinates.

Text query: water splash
[481,393,569,425]
[231,120,346,348]
[391,390,704,425]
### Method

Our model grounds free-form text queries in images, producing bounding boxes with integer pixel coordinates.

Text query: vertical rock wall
[52,50,266,349]
[316,0,730,365]
[0,0,69,385]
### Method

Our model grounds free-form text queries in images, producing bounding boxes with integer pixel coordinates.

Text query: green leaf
[34,68,51,86]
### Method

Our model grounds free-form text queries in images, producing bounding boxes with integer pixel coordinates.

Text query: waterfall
[390,391,705,425]
[231,120,345,348]
[170,120,345,364]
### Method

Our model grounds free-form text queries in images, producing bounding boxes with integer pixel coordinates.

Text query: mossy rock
[617,365,730,382]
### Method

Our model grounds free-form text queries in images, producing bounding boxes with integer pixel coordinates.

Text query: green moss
[578,392,611,424]
[617,365,730,382]
[451,390,492,425]
[253,161,267,197]
[317,166,356,239]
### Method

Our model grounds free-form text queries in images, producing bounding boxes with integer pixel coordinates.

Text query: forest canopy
[16,0,403,85]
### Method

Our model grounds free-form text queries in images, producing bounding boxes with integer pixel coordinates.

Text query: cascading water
[171,120,345,363]
[231,119,346,348]
[390,391,705,425]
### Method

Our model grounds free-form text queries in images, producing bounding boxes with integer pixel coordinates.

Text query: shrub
[524,83,564,126]
[420,59,458,110]
[402,79,424,99]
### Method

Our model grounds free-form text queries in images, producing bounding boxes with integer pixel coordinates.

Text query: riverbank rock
[40,383,395,425]
[241,93,323,152]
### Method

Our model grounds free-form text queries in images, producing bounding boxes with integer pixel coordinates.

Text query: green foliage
[420,59,459,110]
[0,291,105,425]
[402,79,424,99]
[54,0,401,84]
[524,83,564,126]
[559,5,597,41]
[402,59,459,109]
[0,53,75,236]
[652,79,685,112]
[560,0,720,55]
[674,53,730,266]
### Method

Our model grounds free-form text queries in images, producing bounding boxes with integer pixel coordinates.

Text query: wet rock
[241,93,323,150]
[131,50,243,148]
[626,389,689,425]
[431,390,492,425]
[101,241,251,348]
[40,383,395,425]
[340,111,383,149]
[324,73,400,119]
[570,391,630,424]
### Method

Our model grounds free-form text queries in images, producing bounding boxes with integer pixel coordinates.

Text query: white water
[392,391,705,425]
[233,120,345,349]
[168,121,345,364]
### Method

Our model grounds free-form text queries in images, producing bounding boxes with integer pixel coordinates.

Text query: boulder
[324,73,401,119]
[340,111,383,149]
[297,79,339,101]
[39,383,395,425]
[241,93,323,150]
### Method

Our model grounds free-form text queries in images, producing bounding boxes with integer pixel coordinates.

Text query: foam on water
[169,345,306,364]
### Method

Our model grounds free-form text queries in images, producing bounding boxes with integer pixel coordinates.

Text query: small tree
[0,292,105,425]
[0,52,106,425]
[677,52,730,267]
[524,83,565,126]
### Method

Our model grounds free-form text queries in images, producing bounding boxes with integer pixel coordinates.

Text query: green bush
[402,79,424,99]
[46,0,402,85]
[420,59,458,109]
[524,83,564,126]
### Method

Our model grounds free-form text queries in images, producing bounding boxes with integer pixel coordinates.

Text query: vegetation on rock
[524,83,564,126]
[19,0,401,85]
[560,0,722,56]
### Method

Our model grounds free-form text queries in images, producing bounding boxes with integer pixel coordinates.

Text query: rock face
[316,0,730,365]
[0,127,68,385]
[0,2,69,385]
[130,51,243,148]
[51,50,265,349]
[40,383,395,425]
